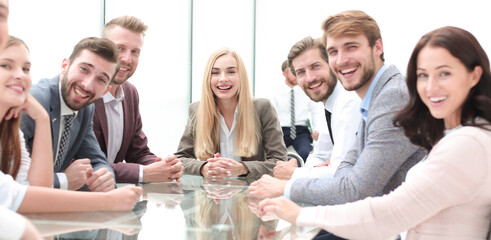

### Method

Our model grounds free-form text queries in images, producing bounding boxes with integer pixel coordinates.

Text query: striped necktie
[290,89,296,139]
[54,114,75,171]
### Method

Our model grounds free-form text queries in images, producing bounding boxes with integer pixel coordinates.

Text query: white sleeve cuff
[56,173,68,190]
[139,165,143,183]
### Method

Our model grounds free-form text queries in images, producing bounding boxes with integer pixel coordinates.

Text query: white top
[0,171,27,211]
[218,108,240,162]
[290,81,361,179]
[296,125,491,240]
[270,84,327,132]
[0,206,25,240]
[14,130,31,185]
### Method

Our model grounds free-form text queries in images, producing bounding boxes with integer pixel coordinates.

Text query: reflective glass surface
[23,175,319,239]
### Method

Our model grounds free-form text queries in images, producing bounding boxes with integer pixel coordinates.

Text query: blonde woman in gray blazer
[175,48,287,179]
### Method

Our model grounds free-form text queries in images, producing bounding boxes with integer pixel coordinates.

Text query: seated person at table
[93,16,183,184]
[0,35,142,214]
[259,26,491,240]
[21,37,117,192]
[1,36,52,188]
[175,48,288,178]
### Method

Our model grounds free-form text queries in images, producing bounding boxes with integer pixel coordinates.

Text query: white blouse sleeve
[296,127,489,239]
[0,206,26,240]
[0,172,28,211]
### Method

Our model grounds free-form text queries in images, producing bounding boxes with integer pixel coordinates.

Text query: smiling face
[0,44,31,111]
[210,54,240,104]
[292,47,336,103]
[60,49,116,110]
[416,46,481,129]
[105,25,143,85]
[325,34,383,97]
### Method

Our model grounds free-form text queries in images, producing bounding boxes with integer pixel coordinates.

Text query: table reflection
[23,175,317,239]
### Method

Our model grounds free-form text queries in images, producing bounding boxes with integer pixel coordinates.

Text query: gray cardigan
[290,65,427,205]
[175,98,288,178]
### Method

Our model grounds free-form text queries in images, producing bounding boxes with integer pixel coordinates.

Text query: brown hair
[287,36,329,76]
[68,37,120,81]
[0,35,29,179]
[394,26,491,151]
[103,15,148,37]
[321,10,384,62]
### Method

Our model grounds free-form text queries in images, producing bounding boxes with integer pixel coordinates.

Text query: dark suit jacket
[93,81,156,183]
[20,76,114,188]
[175,98,288,178]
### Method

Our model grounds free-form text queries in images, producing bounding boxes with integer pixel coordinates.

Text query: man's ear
[61,58,70,74]
[103,85,111,95]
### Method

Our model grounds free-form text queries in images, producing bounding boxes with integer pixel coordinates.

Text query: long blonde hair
[193,48,259,160]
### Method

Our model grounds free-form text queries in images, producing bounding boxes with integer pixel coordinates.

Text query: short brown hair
[321,10,384,62]
[68,37,120,80]
[103,15,148,37]
[287,36,328,76]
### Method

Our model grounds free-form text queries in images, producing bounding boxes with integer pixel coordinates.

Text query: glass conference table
[23,175,320,240]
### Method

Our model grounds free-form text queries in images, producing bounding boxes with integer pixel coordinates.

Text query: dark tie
[325,109,334,144]
[55,114,75,171]
[290,89,296,139]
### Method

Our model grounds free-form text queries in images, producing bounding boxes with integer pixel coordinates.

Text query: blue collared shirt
[359,64,387,121]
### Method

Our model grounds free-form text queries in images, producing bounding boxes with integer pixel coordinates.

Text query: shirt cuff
[56,173,68,190]
[139,165,143,183]
[283,178,295,199]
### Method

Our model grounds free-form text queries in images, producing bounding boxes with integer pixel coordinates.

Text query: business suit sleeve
[241,99,288,178]
[175,103,205,175]
[290,78,422,205]
[75,107,115,176]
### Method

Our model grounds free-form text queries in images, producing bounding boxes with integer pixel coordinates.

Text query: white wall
[8,0,491,158]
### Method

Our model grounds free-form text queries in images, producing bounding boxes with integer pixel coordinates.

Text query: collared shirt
[103,85,125,164]
[56,84,78,190]
[218,108,241,162]
[360,64,388,121]
[271,84,327,133]
[285,81,361,198]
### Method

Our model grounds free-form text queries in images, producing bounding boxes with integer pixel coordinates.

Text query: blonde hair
[193,191,260,240]
[193,48,259,160]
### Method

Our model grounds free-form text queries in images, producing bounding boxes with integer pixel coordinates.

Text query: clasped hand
[201,153,247,178]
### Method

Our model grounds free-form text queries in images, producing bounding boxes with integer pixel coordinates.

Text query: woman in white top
[258,26,491,239]
[0,36,52,188]
[0,36,142,214]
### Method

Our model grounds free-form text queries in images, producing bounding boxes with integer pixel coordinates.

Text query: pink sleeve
[296,128,489,239]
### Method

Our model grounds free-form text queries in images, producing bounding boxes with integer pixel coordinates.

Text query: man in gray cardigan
[249,10,426,207]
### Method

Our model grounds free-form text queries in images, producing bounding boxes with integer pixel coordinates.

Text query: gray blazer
[290,65,427,205]
[20,76,114,188]
[175,98,288,178]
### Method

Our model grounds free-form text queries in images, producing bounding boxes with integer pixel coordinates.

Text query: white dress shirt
[56,85,78,190]
[218,108,240,162]
[270,84,327,133]
[103,85,125,164]
[290,81,361,180]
